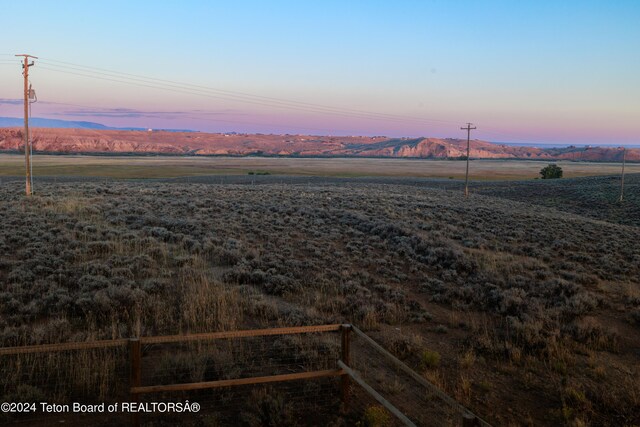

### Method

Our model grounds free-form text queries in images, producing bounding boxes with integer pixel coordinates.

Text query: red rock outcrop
[0,128,637,161]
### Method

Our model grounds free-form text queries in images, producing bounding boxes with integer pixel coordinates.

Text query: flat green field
[0,154,636,179]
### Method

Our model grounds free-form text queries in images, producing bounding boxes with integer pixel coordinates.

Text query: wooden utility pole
[461,123,476,197]
[15,54,37,196]
[620,147,626,202]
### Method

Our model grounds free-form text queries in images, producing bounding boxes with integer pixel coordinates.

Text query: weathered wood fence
[0,324,490,427]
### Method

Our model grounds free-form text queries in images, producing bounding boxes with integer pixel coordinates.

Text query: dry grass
[0,175,638,426]
[1,153,639,179]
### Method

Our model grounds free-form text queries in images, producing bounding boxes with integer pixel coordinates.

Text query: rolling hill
[0,126,637,161]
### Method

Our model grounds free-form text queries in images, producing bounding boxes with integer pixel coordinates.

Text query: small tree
[540,164,563,179]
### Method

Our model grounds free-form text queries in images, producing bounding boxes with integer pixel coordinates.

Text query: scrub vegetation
[0,174,638,426]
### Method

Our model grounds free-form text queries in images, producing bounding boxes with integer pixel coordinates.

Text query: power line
[473,128,546,146]
[40,60,388,118]
[23,56,581,146]
[33,65,436,126]
[39,58,459,125]
[39,65,434,126]
[4,92,445,136]
[38,58,459,126]
[38,65,443,127]
[35,59,558,145]
[15,98,372,135]
[27,57,560,145]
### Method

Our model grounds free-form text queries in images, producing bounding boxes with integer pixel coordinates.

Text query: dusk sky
[1,1,638,145]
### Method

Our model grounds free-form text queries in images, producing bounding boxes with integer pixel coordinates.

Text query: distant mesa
[0,116,112,130]
[0,116,195,132]
[0,117,637,162]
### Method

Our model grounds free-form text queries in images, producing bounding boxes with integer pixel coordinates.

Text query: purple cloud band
[1,98,245,119]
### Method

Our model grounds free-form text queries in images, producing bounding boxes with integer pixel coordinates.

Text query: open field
[0,154,637,179]
[1,174,639,426]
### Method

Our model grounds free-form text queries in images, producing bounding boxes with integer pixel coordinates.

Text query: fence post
[462,414,480,427]
[340,324,352,413]
[129,338,141,427]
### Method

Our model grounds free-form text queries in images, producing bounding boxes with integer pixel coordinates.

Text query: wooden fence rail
[350,325,491,427]
[131,369,346,394]
[127,324,346,427]
[0,324,343,355]
[338,360,417,427]
[0,338,129,355]
[139,324,343,344]
[0,323,491,427]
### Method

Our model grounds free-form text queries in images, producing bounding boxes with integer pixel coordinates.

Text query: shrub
[568,318,618,351]
[389,335,423,360]
[540,164,563,179]
[362,405,391,427]
[420,349,441,369]
[435,324,449,334]
[241,387,296,427]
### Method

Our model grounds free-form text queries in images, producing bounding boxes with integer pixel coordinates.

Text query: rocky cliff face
[0,128,637,161]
